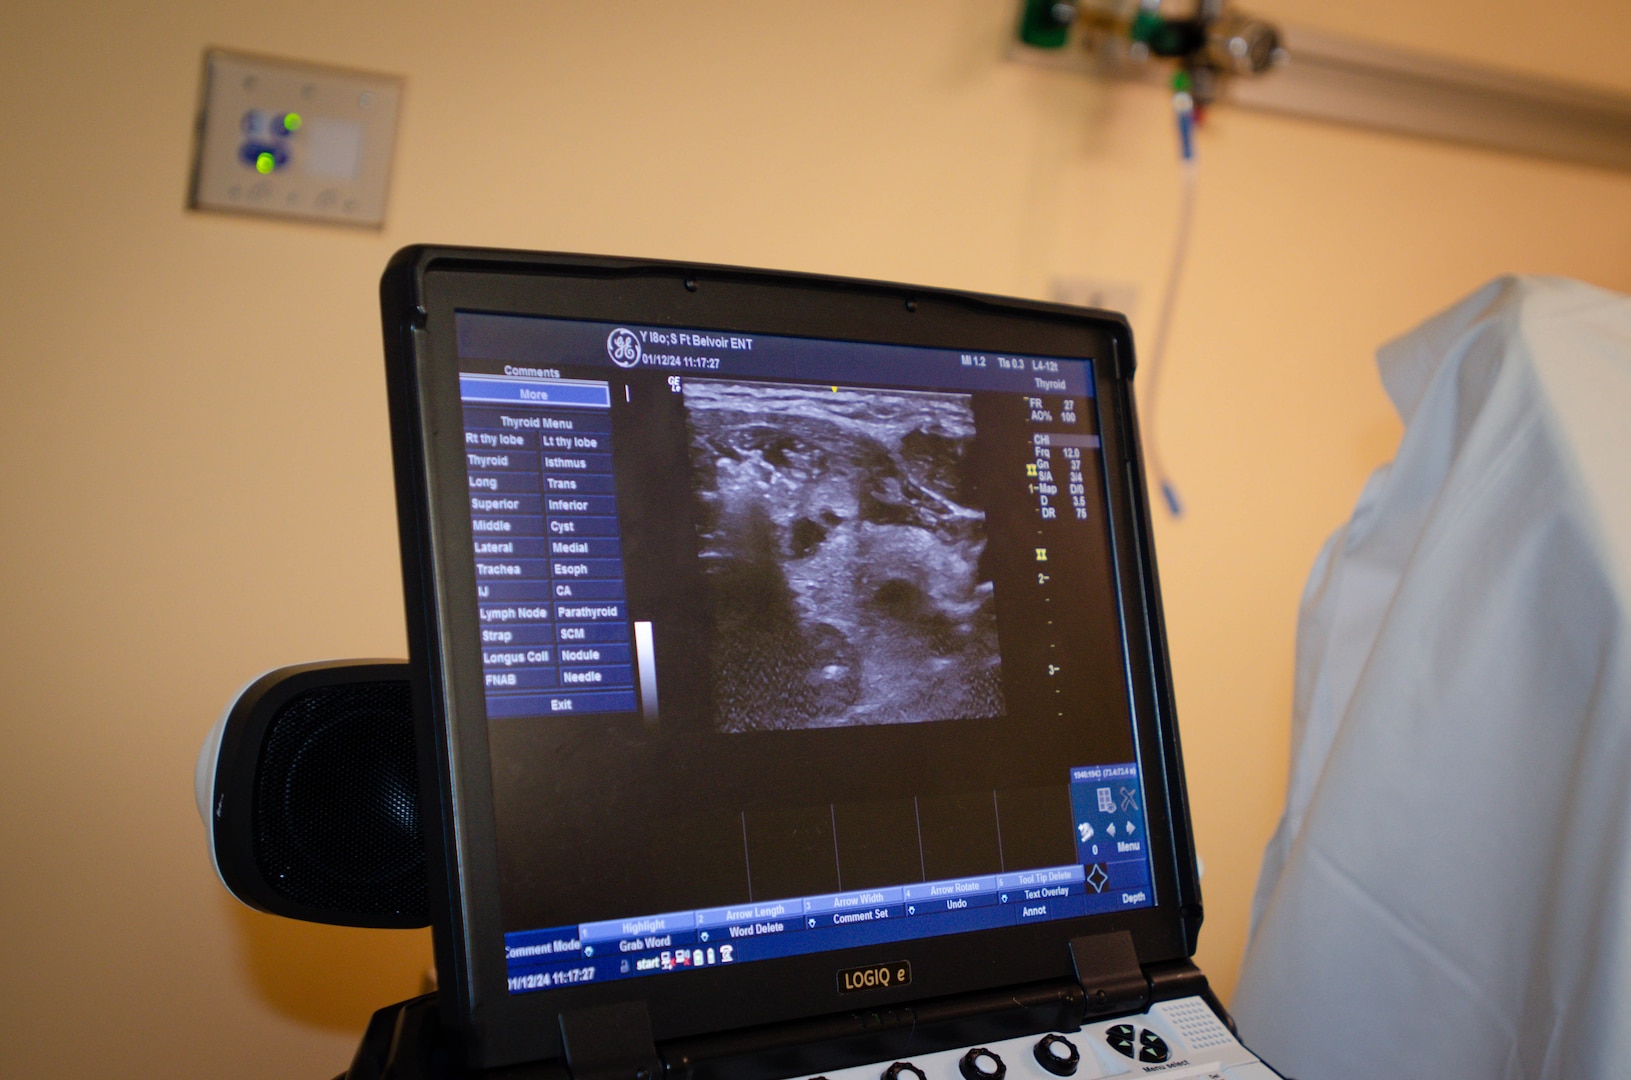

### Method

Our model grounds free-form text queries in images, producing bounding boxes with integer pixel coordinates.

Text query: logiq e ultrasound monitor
[379,248,1282,1080]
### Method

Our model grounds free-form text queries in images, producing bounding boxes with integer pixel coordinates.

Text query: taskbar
[502,860,1152,995]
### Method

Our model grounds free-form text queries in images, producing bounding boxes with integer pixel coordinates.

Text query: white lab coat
[1231,276,1631,1079]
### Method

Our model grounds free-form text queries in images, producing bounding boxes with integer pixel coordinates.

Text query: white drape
[1232,276,1631,1079]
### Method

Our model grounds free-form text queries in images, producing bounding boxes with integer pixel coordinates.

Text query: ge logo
[607,328,642,368]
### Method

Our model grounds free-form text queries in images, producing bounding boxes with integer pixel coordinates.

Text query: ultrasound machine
[206,247,1287,1080]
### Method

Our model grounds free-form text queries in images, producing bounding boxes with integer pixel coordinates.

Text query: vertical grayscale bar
[634,620,658,723]
[914,797,927,881]
[992,789,1005,872]
[830,804,842,891]
[741,811,754,901]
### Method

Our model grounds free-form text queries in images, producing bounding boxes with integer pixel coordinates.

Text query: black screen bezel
[381,248,1199,1070]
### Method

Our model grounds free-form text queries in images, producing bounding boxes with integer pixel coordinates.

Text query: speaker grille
[253,680,428,920]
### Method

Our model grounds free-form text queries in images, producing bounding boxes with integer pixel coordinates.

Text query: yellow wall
[2,2,1628,1076]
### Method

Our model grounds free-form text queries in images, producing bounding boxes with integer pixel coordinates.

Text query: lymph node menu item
[461,374,639,719]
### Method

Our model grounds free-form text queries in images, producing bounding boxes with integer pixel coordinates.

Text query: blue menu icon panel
[1069,764,1152,902]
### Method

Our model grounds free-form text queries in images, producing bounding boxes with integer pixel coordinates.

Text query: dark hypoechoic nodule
[684,381,1003,732]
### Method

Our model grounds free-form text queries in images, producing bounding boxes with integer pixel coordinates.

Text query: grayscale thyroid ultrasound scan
[683,381,1003,732]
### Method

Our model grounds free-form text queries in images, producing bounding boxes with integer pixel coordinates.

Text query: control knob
[958,1047,1006,1080]
[1032,1034,1080,1076]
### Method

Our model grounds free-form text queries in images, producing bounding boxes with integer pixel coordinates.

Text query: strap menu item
[463,374,639,718]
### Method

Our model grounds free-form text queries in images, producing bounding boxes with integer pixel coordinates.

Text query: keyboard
[783,997,1281,1080]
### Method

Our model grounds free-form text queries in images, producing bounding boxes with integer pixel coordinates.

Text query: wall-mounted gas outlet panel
[189,49,403,228]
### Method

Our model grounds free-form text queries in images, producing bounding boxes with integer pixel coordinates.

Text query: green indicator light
[1018,0,1071,49]
[283,112,302,132]
[256,152,276,174]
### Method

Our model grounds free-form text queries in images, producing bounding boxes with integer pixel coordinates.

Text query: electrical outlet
[188,49,403,228]
[1049,276,1140,319]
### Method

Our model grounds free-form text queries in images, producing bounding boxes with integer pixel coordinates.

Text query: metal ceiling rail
[1012,23,1631,174]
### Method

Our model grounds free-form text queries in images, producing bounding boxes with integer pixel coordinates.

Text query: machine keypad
[784,995,1270,1080]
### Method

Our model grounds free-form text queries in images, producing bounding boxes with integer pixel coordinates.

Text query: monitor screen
[450,312,1156,996]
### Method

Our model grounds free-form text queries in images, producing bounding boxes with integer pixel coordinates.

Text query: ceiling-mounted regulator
[1020,0,1285,105]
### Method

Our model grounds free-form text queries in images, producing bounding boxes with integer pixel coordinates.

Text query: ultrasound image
[684,381,1004,732]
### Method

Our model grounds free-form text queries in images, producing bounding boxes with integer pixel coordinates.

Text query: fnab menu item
[462,374,639,719]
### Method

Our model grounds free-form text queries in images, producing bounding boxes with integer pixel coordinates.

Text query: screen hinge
[559,1001,663,1080]
[1069,931,1150,1020]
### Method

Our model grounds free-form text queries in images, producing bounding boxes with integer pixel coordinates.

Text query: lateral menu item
[380,248,1277,1078]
